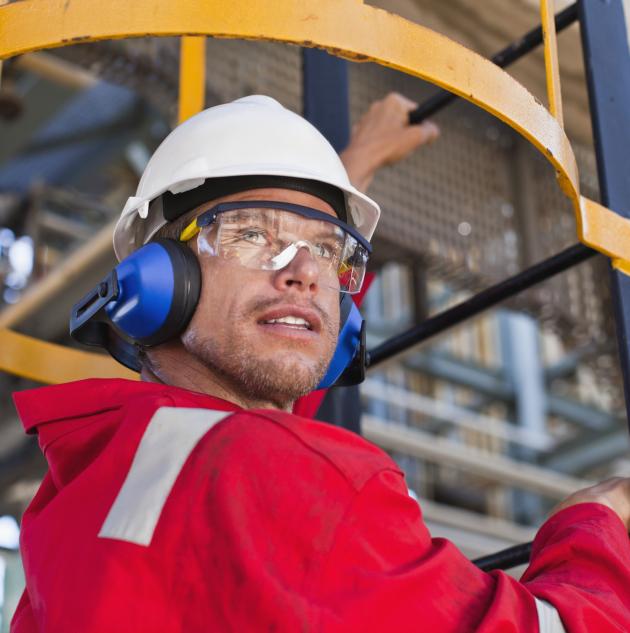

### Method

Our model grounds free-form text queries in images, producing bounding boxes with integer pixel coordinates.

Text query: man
[10,94,630,632]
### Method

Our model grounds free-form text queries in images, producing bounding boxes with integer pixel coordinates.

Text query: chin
[184,326,334,404]
[255,353,324,393]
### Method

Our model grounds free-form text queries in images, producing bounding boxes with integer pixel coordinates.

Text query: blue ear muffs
[70,240,367,386]
[316,294,366,389]
[70,239,201,371]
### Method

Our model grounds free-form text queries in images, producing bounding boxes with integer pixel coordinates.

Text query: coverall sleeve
[316,468,630,632]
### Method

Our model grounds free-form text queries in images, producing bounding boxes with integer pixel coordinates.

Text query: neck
[140,342,293,411]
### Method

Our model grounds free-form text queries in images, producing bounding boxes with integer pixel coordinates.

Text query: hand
[339,92,440,192]
[552,477,630,530]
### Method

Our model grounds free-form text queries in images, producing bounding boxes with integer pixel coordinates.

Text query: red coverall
[10,378,630,632]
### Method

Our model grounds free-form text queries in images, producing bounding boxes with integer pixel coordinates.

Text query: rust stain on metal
[61,35,91,44]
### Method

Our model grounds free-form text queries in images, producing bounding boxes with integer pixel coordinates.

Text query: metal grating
[49,37,622,404]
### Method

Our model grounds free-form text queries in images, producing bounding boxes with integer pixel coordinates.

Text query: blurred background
[0,0,627,627]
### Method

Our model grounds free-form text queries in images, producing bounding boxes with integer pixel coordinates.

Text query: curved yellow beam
[1,0,624,262]
[1,0,629,386]
[0,329,137,384]
[0,1,578,193]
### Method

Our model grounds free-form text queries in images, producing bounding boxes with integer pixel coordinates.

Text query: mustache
[244,296,336,333]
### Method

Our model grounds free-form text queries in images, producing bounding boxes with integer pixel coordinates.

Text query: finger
[384,91,419,112]
[420,120,440,143]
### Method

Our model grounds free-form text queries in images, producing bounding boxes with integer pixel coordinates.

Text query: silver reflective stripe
[535,598,567,633]
[99,407,227,546]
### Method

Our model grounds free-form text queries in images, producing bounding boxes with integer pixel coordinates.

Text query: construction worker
[10,94,630,632]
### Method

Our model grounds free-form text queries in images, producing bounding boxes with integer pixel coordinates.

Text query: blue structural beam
[579,0,630,428]
[301,48,360,433]
[302,49,350,152]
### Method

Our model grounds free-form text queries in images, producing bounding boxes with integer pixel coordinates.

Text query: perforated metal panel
[53,37,621,404]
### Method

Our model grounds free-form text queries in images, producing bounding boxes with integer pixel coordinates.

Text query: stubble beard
[182,301,337,409]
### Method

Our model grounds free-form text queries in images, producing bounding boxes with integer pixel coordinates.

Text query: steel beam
[543,428,629,474]
[362,414,591,499]
[579,0,630,429]
[302,49,349,152]
[301,47,360,432]
[0,221,115,330]
[361,378,552,450]
[396,347,620,434]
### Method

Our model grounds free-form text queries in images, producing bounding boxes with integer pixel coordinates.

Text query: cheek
[189,260,260,333]
[324,291,341,327]
[189,261,234,332]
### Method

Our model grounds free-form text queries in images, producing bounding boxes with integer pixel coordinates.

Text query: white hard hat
[113,95,381,261]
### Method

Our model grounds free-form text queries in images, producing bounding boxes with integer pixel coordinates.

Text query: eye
[239,229,268,245]
[314,240,339,260]
[222,226,269,246]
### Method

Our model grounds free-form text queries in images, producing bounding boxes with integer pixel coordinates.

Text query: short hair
[150,203,201,243]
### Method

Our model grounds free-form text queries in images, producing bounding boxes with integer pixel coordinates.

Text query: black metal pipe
[368,243,596,367]
[473,541,532,572]
[397,0,581,579]
[408,2,578,124]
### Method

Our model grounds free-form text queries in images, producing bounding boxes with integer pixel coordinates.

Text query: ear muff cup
[316,293,364,389]
[105,239,202,347]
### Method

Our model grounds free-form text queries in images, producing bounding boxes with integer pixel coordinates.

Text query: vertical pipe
[579,0,630,428]
[499,311,547,523]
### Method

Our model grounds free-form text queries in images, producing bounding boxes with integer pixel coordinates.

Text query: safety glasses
[179,201,371,294]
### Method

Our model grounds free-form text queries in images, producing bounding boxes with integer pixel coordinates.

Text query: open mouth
[260,316,313,330]
[256,305,322,335]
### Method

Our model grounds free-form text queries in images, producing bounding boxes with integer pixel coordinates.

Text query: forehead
[220,206,344,238]
[196,187,339,219]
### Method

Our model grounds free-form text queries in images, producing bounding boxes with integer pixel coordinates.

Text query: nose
[272,245,320,293]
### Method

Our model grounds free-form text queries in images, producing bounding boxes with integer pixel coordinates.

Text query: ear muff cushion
[106,239,201,347]
[143,239,202,346]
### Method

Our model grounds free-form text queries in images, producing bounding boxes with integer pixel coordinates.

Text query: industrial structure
[0,0,629,628]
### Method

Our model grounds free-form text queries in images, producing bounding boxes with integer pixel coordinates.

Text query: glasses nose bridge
[269,239,318,271]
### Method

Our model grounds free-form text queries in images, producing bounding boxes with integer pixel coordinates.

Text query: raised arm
[340,92,440,192]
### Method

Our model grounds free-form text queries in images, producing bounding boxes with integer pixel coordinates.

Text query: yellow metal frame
[0,0,628,383]
[178,36,206,124]
[0,329,136,383]
[540,0,564,126]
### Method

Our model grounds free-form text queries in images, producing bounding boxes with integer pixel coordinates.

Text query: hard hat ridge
[113,95,380,261]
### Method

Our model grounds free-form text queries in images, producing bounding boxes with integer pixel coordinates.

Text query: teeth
[265,316,311,328]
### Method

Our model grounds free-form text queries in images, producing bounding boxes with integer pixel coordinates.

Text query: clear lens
[196,207,368,293]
